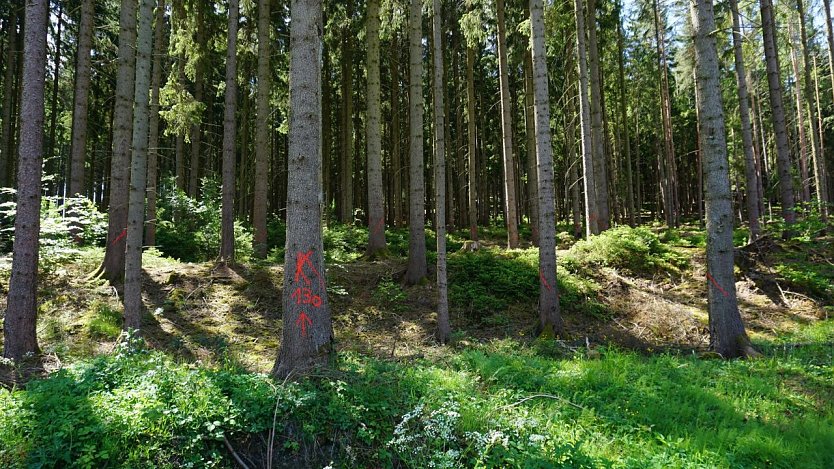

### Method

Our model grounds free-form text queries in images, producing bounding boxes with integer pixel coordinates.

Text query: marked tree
[530,0,563,336]
[3,0,48,361]
[124,0,155,331]
[274,0,334,377]
[432,0,450,343]
[219,0,239,263]
[365,0,387,258]
[690,0,757,358]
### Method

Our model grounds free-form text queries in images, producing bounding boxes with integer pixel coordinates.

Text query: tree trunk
[496,0,519,248]
[466,45,478,242]
[145,0,166,247]
[366,0,387,257]
[588,0,610,231]
[124,0,155,330]
[46,4,63,197]
[253,0,271,258]
[531,0,563,337]
[796,0,827,219]
[0,6,18,188]
[404,0,427,285]
[653,0,677,227]
[729,0,761,240]
[524,47,539,246]
[789,28,811,204]
[574,0,598,236]
[340,18,354,224]
[3,0,47,361]
[188,9,205,199]
[391,34,403,228]
[219,0,239,263]
[274,0,334,378]
[68,0,95,199]
[760,0,796,225]
[431,0,450,343]
[101,0,137,286]
[616,1,635,227]
[691,0,756,358]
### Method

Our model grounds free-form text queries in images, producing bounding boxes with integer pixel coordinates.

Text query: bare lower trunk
[789,30,811,204]
[340,21,354,224]
[274,0,334,378]
[574,0,598,236]
[145,0,166,247]
[691,0,756,358]
[219,0,239,263]
[466,46,478,242]
[616,3,635,227]
[0,7,18,188]
[391,36,402,227]
[3,0,48,361]
[432,0,450,342]
[760,0,796,225]
[404,0,427,285]
[366,0,387,257]
[124,0,155,331]
[496,0,519,248]
[68,0,94,198]
[588,0,610,231]
[531,0,563,336]
[253,0,271,258]
[524,48,539,246]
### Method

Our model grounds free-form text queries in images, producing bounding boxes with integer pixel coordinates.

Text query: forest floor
[0,220,833,467]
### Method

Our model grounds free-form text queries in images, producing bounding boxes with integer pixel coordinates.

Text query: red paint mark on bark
[294,250,324,288]
[706,272,730,297]
[291,287,322,307]
[371,217,385,235]
[111,228,127,245]
[539,268,553,291]
[296,311,312,337]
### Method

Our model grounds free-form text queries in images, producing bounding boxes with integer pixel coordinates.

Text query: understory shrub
[562,226,687,276]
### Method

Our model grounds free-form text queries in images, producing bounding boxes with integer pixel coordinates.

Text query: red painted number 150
[291,287,322,307]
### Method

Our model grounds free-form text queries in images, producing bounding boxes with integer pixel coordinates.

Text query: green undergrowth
[2,324,832,468]
[563,226,688,277]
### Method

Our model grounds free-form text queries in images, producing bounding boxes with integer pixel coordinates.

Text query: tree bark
[616,1,635,227]
[68,0,95,199]
[46,4,63,197]
[729,0,761,240]
[496,0,519,248]
[466,45,478,242]
[0,6,18,189]
[101,0,137,285]
[274,0,334,378]
[145,0,166,247]
[366,0,387,257]
[531,0,563,336]
[340,14,354,224]
[404,0,427,285]
[653,0,678,227]
[124,0,155,330]
[760,0,796,225]
[252,0,271,258]
[789,27,811,204]
[691,0,756,358]
[524,48,539,246]
[3,0,47,361]
[219,0,239,263]
[588,0,610,231]
[574,0,598,236]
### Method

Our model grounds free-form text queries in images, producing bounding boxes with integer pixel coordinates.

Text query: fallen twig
[223,435,251,469]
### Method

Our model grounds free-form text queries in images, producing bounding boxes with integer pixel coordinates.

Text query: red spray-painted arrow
[296,311,312,337]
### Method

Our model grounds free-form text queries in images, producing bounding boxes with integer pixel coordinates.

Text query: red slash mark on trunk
[294,250,324,288]
[706,272,729,297]
[111,228,127,246]
[296,311,312,337]
[371,217,385,235]
[539,268,553,291]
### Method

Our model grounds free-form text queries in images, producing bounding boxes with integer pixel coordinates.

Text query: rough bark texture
[431,0,450,343]
[496,0,519,248]
[46,4,63,196]
[574,0,598,236]
[691,0,756,358]
[3,0,48,361]
[616,4,635,227]
[124,0,155,331]
[274,0,334,378]
[366,0,387,257]
[653,0,678,227]
[340,16,354,224]
[68,0,94,198]
[220,0,239,263]
[467,46,478,242]
[789,31,811,204]
[0,6,17,188]
[760,0,796,225]
[530,0,563,337]
[101,0,137,285]
[253,0,271,258]
[145,0,166,247]
[524,49,539,246]
[587,0,610,231]
[729,0,761,240]
[391,34,403,227]
[404,0,427,285]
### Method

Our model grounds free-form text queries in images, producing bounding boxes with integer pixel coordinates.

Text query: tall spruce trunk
[760,0,796,225]
[253,0,271,258]
[274,0,334,378]
[574,0,598,236]
[587,0,610,231]
[431,0,450,343]
[691,0,757,358]
[524,48,539,246]
[101,0,137,285]
[729,0,761,240]
[124,0,155,330]
[0,6,18,188]
[391,35,403,227]
[653,0,677,227]
[496,0,519,248]
[145,0,166,247]
[825,0,834,202]
[219,0,239,263]
[531,0,563,336]
[68,0,94,199]
[616,2,635,227]
[404,0,427,285]
[789,29,811,204]
[796,0,827,219]
[467,46,479,242]
[46,4,63,197]
[340,18,354,224]
[366,0,387,257]
[3,0,48,361]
